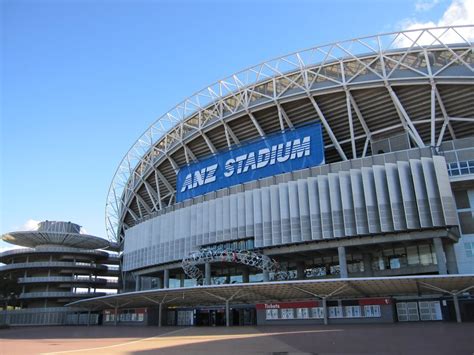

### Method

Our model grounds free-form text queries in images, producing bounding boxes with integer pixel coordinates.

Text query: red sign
[358,298,392,305]
[256,301,319,310]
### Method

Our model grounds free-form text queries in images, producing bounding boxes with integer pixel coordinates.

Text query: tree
[0,275,21,310]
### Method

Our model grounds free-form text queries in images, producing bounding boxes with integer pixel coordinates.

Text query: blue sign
[176,122,325,202]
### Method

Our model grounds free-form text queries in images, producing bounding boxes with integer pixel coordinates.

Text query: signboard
[176,122,324,202]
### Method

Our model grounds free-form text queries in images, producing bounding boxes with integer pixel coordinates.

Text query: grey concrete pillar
[225,300,230,327]
[433,238,448,275]
[453,294,462,323]
[322,298,328,325]
[262,270,270,282]
[87,310,91,327]
[445,243,459,274]
[363,253,373,277]
[163,269,170,289]
[158,303,163,327]
[205,263,211,285]
[135,276,141,291]
[242,268,249,283]
[338,246,348,278]
[296,262,306,280]
[180,275,185,288]
[114,307,118,326]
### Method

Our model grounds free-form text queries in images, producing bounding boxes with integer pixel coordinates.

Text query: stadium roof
[66,274,474,309]
[106,25,474,243]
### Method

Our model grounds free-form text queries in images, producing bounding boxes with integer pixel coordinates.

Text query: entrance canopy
[66,275,474,310]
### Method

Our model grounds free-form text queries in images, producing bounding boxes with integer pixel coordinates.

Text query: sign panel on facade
[176,122,325,202]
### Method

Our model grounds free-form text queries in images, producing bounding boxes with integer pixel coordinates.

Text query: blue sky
[1,0,471,248]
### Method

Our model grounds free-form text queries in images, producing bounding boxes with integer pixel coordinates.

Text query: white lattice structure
[107,26,473,244]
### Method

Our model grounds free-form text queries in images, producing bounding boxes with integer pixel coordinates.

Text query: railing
[17,276,110,284]
[0,247,110,259]
[18,291,108,299]
[0,261,108,271]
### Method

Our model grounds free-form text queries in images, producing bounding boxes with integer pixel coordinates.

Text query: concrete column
[338,246,348,278]
[114,307,118,326]
[163,269,170,289]
[433,238,447,275]
[445,243,459,274]
[242,268,250,283]
[453,294,462,323]
[135,276,141,291]
[296,262,306,280]
[158,303,163,327]
[322,297,328,325]
[262,270,270,282]
[363,253,373,277]
[205,263,211,285]
[225,300,230,327]
[87,310,91,327]
[180,275,185,288]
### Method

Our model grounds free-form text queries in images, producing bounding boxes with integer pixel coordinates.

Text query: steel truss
[107,25,474,243]
[181,248,285,282]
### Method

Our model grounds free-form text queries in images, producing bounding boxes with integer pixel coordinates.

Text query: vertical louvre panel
[262,187,272,246]
[222,195,231,242]
[432,155,458,226]
[362,167,381,234]
[308,177,322,240]
[279,183,291,244]
[386,163,407,231]
[196,202,203,247]
[289,181,302,243]
[230,194,238,239]
[202,201,210,245]
[216,198,224,242]
[270,185,282,245]
[421,158,444,226]
[350,169,369,234]
[238,193,246,238]
[190,204,197,252]
[373,165,394,232]
[245,190,254,237]
[318,175,333,239]
[410,159,433,228]
[297,179,311,241]
[397,161,420,229]
[329,173,344,237]
[253,189,263,247]
[209,200,217,243]
[340,171,356,236]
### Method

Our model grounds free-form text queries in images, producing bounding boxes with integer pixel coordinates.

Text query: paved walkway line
[40,328,189,354]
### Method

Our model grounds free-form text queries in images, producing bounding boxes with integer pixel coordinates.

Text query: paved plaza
[1,323,473,355]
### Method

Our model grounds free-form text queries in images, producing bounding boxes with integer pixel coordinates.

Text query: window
[311,307,324,319]
[328,306,343,318]
[459,212,474,234]
[266,309,279,320]
[364,305,381,318]
[345,306,362,318]
[280,308,294,319]
[296,308,310,319]
[465,242,474,257]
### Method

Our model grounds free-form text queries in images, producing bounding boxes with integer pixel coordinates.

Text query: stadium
[66,26,474,326]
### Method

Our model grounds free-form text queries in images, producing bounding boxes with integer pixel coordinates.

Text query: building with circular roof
[0,221,119,326]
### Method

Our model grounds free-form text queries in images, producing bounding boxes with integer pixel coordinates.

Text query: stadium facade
[0,221,119,325]
[55,26,474,326]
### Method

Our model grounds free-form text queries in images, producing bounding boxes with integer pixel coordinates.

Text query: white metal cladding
[122,156,458,271]
[106,26,474,243]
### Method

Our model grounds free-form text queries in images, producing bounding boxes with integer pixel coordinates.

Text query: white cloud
[398,0,474,47]
[415,0,441,12]
[19,219,40,231]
